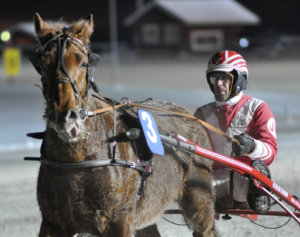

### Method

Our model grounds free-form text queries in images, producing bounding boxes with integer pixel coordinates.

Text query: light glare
[1,31,11,42]
[239,38,249,48]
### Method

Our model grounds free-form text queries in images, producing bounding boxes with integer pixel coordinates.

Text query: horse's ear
[33,13,56,44]
[69,14,94,44]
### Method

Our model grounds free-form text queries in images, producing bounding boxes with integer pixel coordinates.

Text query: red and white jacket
[194,92,277,168]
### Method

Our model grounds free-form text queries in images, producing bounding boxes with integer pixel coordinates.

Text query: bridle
[29,30,100,119]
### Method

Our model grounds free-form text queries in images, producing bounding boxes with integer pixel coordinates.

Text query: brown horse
[31,13,216,237]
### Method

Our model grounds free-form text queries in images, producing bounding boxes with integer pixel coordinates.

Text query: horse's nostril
[67,110,78,120]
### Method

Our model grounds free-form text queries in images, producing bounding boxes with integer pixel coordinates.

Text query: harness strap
[25,154,152,198]
[24,156,152,173]
[110,105,118,161]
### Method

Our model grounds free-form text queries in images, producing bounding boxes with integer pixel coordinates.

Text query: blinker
[28,50,44,75]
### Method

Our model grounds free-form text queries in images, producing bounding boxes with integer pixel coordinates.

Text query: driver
[194,50,277,213]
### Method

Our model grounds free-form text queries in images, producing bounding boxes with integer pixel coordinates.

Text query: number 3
[141,111,157,143]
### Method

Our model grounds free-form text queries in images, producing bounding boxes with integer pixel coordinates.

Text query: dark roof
[124,0,260,26]
[8,22,35,37]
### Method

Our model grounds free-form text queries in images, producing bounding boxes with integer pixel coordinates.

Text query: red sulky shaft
[160,133,300,224]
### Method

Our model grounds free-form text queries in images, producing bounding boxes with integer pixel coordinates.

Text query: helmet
[206,50,248,98]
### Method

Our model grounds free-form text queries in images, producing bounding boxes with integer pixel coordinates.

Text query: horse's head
[31,13,100,142]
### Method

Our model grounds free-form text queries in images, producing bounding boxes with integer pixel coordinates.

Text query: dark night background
[1,0,300,43]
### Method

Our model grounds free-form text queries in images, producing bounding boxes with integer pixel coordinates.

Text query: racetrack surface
[1,56,300,236]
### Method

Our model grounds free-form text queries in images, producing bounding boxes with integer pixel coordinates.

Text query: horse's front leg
[39,219,67,237]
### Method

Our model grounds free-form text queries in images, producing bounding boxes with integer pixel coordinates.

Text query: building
[124,0,260,53]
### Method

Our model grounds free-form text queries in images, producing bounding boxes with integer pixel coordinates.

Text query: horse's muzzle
[52,109,85,142]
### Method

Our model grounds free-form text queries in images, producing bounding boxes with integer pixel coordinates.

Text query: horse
[30,13,216,237]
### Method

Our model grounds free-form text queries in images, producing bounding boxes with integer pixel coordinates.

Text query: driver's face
[208,72,233,101]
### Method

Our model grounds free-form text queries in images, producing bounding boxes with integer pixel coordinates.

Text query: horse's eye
[81,62,88,67]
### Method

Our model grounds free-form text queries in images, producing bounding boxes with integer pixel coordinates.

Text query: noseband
[29,30,100,119]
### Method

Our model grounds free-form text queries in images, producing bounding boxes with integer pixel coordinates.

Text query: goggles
[207,72,234,85]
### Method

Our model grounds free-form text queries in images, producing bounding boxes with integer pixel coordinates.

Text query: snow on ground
[1,131,300,237]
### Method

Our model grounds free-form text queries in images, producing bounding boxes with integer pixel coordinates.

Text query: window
[141,23,160,45]
[163,24,181,45]
[190,30,223,52]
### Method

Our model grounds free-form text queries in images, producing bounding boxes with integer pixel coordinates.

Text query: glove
[232,133,255,156]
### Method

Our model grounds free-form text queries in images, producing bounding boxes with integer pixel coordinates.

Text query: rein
[28,30,238,174]
[87,98,238,144]
[29,30,237,145]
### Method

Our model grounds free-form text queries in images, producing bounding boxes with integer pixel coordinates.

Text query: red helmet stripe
[206,50,248,76]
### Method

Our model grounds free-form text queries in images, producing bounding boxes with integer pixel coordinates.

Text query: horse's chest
[37,165,138,213]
